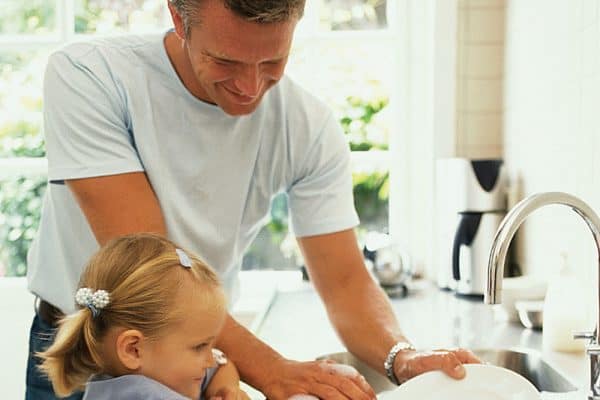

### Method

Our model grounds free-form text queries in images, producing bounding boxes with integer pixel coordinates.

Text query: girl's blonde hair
[38,233,223,397]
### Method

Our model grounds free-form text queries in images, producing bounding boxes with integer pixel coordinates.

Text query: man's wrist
[383,341,416,385]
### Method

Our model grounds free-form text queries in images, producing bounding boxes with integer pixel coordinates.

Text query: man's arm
[297,229,480,383]
[297,228,404,374]
[67,173,375,399]
[66,172,166,245]
[217,312,376,400]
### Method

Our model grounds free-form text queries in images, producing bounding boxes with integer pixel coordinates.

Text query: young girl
[39,233,247,400]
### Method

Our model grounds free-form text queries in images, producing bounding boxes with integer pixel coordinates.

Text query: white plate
[378,364,540,400]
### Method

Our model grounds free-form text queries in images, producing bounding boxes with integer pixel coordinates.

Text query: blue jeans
[25,314,83,400]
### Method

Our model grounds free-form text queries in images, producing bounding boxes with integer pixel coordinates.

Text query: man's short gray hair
[169,0,305,36]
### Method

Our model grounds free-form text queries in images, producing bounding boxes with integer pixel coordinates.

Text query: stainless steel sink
[317,349,578,394]
[474,349,577,393]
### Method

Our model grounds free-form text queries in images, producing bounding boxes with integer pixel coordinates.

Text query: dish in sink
[377,364,540,400]
[317,348,578,395]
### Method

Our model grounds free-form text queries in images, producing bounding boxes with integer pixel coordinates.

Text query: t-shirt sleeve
[43,49,144,183]
[287,112,360,237]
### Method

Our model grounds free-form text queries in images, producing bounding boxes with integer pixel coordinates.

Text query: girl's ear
[115,329,145,370]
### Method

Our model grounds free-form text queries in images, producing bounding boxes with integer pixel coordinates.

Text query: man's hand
[261,359,376,400]
[393,348,481,384]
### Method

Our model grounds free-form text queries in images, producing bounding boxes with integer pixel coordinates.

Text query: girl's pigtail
[37,309,103,397]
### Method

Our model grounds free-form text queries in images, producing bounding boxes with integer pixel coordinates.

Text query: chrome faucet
[484,192,600,399]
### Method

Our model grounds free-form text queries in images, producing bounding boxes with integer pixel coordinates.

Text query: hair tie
[75,288,110,318]
[176,248,192,268]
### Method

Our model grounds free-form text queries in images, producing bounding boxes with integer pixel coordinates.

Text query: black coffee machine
[435,158,509,297]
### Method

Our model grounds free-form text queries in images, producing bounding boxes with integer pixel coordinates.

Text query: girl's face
[139,284,227,399]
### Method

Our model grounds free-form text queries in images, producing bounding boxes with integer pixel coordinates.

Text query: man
[26,0,479,399]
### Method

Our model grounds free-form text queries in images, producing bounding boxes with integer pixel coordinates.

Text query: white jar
[542,254,588,353]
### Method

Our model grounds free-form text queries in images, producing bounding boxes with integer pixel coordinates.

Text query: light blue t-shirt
[27,31,359,313]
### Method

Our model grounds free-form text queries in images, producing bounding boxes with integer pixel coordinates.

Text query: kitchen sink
[474,349,577,393]
[317,349,578,394]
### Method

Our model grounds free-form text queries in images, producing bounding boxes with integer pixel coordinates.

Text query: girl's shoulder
[83,374,190,400]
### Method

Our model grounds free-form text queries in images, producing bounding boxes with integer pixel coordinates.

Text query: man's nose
[234,65,261,98]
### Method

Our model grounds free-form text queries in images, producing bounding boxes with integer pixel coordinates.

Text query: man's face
[177,1,297,116]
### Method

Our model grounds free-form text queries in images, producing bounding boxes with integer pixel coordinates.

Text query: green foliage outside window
[0,122,45,158]
[0,128,46,277]
[0,49,46,277]
[341,96,389,151]
[75,0,169,34]
[0,1,55,35]
[0,176,46,277]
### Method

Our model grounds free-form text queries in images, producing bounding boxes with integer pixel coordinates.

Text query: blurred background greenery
[0,1,56,35]
[0,0,391,276]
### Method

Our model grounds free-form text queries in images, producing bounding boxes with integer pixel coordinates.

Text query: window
[243,0,396,270]
[0,0,396,276]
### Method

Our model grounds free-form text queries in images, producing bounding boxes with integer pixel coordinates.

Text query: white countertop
[239,271,590,399]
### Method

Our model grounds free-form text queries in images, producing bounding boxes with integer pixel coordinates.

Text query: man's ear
[167,1,187,40]
[115,329,145,371]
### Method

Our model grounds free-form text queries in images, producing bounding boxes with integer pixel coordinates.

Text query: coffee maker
[435,158,507,297]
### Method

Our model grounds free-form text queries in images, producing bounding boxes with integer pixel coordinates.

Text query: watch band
[383,341,416,385]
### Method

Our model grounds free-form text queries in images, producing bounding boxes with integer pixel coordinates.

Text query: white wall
[429,0,600,311]
[456,0,505,158]
[390,0,437,277]
[430,0,506,280]
[502,0,600,316]
[0,278,35,399]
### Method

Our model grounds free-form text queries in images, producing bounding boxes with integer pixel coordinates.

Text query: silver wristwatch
[384,341,416,385]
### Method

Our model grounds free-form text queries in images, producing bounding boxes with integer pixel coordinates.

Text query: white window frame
[1,0,406,247]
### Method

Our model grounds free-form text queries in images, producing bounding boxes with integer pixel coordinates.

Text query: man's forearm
[323,276,409,375]
[297,229,409,377]
[216,314,284,392]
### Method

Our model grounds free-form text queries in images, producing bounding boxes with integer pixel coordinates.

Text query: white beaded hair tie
[75,288,110,318]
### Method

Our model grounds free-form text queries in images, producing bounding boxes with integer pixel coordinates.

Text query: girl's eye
[194,343,208,351]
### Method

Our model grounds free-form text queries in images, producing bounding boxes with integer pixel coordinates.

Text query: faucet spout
[485,191,600,399]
